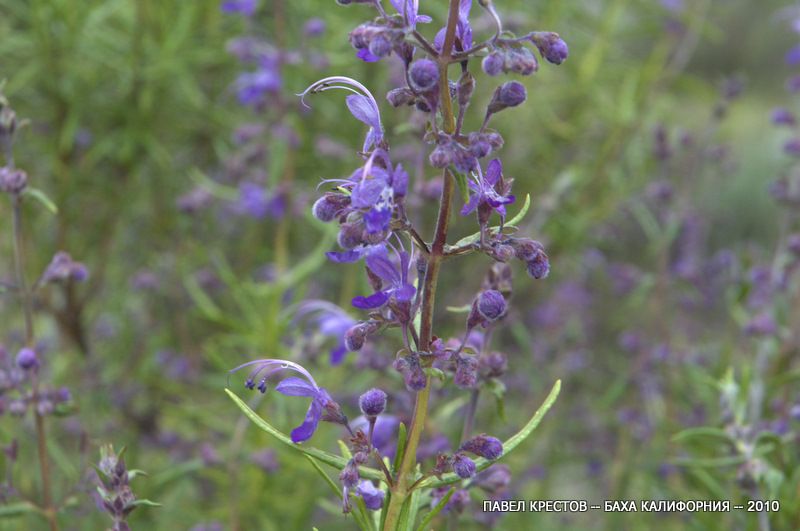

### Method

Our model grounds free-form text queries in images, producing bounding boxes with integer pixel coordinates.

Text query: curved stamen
[297,76,383,131]
[229,358,320,390]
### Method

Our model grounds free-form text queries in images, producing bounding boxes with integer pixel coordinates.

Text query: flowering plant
[226,0,567,528]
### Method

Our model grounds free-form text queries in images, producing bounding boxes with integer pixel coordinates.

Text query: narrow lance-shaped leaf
[420,379,560,489]
[225,388,385,482]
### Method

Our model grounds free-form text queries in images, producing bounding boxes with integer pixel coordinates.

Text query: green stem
[382,1,461,528]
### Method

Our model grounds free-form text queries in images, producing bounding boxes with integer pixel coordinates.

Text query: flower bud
[452,453,476,479]
[337,222,364,249]
[487,81,527,114]
[312,193,349,222]
[476,290,507,321]
[531,32,569,64]
[526,250,550,279]
[16,348,38,370]
[506,46,538,75]
[454,355,478,389]
[460,434,503,460]
[482,52,504,76]
[386,87,415,107]
[457,72,475,107]
[511,238,544,261]
[344,322,370,351]
[369,34,392,59]
[408,59,439,93]
[358,388,387,417]
[0,167,27,195]
[429,144,452,168]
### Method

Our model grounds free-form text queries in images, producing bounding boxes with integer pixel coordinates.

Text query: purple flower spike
[229,359,342,443]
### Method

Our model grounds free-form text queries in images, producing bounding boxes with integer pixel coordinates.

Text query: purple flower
[304,18,326,37]
[390,0,432,29]
[772,107,796,126]
[235,66,280,106]
[221,0,257,16]
[42,252,89,283]
[297,301,357,364]
[786,44,800,66]
[345,94,384,153]
[230,359,342,443]
[434,0,473,53]
[356,480,385,510]
[461,159,515,220]
[352,245,416,310]
[236,182,284,219]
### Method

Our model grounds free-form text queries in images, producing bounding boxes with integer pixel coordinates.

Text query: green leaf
[416,487,454,531]
[392,422,408,475]
[0,501,40,518]
[672,427,734,445]
[22,187,58,214]
[127,499,162,509]
[225,388,384,482]
[452,170,470,204]
[445,304,472,314]
[421,379,560,488]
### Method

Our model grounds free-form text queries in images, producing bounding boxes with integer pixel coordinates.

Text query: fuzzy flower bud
[16,348,38,370]
[344,321,378,351]
[482,52,504,76]
[487,82,527,114]
[408,59,439,93]
[358,388,387,417]
[337,222,364,249]
[0,167,27,195]
[386,87,415,107]
[531,32,569,64]
[452,453,476,479]
[312,193,349,222]
[460,434,504,460]
[454,355,478,389]
[457,72,476,107]
[478,290,507,320]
